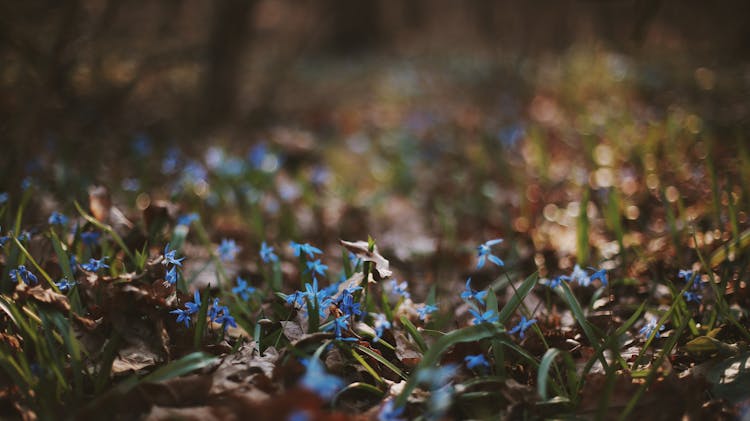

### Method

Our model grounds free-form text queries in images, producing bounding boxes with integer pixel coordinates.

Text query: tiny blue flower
[324,315,357,341]
[588,267,608,286]
[232,277,256,301]
[339,293,363,319]
[464,354,490,370]
[184,290,202,315]
[469,309,499,325]
[162,243,185,267]
[290,241,323,259]
[10,265,38,285]
[547,275,568,289]
[306,259,328,278]
[217,238,241,262]
[460,278,488,305]
[56,278,76,292]
[260,241,278,263]
[176,213,199,227]
[389,280,411,299]
[0,192,8,205]
[81,257,109,272]
[48,212,69,226]
[477,239,504,269]
[215,307,237,330]
[286,290,306,306]
[679,269,701,290]
[299,358,344,400]
[570,265,590,286]
[639,318,665,339]
[165,266,179,285]
[508,316,537,339]
[170,308,191,328]
[372,313,391,343]
[207,298,221,322]
[0,236,9,248]
[684,291,702,304]
[80,231,101,247]
[417,304,438,321]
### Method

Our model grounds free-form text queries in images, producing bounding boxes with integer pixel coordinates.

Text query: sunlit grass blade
[350,347,384,385]
[332,382,384,409]
[354,343,407,381]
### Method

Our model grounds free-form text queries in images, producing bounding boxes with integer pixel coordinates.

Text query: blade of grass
[354,344,407,381]
[400,316,428,353]
[395,323,505,408]
[73,201,135,264]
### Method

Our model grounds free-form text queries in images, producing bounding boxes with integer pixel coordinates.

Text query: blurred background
[2,0,750,289]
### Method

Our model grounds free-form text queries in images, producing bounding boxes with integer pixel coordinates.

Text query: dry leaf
[339,240,392,279]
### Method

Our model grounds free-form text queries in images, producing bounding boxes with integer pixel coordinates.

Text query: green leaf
[400,315,428,353]
[139,352,217,385]
[354,344,407,380]
[556,281,608,370]
[497,272,539,324]
[395,323,505,408]
[537,348,576,401]
[193,290,210,349]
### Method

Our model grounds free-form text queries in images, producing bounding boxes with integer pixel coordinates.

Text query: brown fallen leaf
[340,240,393,279]
[393,331,422,368]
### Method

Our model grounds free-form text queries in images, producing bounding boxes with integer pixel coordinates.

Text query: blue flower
[372,313,391,343]
[176,213,199,227]
[215,307,237,330]
[639,318,665,339]
[170,308,191,328]
[217,239,241,262]
[464,354,490,370]
[476,239,504,269]
[285,290,306,306]
[290,241,323,259]
[339,293,362,319]
[80,231,101,247]
[588,268,608,286]
[569,265,590,286]
[324,315,357,341]
[389,280,411,299]
[10,265,38,285]
[207,298,221,321]
[306,259,328,278]
[165,266,179,285]
[302,278,333,318]
[82,257,109,272]
[69,255,78,273]
[162,243,185,267]
[684,291,702,303]
[0,236,9,248]
[184,291,202,314]
[260,241,278,263]
[0,192,7,205]
[299,358,344,400]
[679,269,700,290]
[248,143,267,169]
[469,309,499,325]
[378,399,405,421]
[417,304,439,321]
[56,278,76,292]
[48,212,69,226]
[287,410,310,421]
[460,278,488,305]
[547,275,568,289]
[508,316,537,339]
[232,277,256,301]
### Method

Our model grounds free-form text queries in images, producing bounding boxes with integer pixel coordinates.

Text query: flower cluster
[170,291,202,328]
[162,243,183,285]
[10,265,38,285]
[679,269,702,304]
[546,265,608,288]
